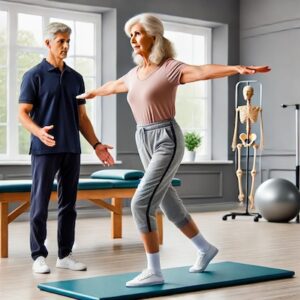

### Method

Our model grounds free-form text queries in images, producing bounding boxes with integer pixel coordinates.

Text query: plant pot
[186,150,196,162]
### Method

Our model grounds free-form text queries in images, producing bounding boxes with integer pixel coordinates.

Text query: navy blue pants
[30,153,80,260]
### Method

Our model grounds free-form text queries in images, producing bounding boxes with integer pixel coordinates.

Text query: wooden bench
[0,175,181,258]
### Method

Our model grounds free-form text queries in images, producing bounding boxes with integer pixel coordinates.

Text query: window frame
[0,1,102,163]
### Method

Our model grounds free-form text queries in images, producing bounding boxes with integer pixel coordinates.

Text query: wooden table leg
[156,212,163,245]
[0,202,8,258]
[111,198,122,239]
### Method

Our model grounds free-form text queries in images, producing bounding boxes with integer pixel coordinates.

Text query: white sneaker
[126,269,164,287]
[189,245,219,273]
[32,256,50,274]
[56,254,87,271]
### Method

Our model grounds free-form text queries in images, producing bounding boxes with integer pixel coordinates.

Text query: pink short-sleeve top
[120,58,186,125]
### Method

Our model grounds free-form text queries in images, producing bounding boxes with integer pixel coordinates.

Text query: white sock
[146,252,161,274]
[190,233,211,253]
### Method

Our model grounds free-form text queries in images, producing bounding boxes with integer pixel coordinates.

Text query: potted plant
[184,131,202,162]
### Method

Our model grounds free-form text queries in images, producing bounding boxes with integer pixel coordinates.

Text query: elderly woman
[77,13,270,287]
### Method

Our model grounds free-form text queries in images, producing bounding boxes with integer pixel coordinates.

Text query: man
[19,22,114,274]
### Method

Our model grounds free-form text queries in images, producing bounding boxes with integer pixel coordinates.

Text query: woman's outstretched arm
[180,64,271,84]
[76,78,128,99]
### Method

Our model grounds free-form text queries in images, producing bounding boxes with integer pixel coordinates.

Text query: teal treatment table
[0,169,181,257]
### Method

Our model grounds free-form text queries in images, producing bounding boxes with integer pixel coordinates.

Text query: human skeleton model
[231,85,264,208]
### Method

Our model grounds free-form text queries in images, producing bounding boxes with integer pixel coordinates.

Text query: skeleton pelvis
[239,133,257,147]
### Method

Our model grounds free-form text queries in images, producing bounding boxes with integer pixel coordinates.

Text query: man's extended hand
[94,143,115,166]
[38,125,56,147]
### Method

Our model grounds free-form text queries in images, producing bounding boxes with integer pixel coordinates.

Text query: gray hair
[44,22,71,40]
[124,13,175,66]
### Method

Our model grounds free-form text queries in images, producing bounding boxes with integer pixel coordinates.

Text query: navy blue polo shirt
[19,59,86,155]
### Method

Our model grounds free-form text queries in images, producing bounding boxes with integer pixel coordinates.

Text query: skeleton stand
[223,80,262,222]
[281,103,300,223]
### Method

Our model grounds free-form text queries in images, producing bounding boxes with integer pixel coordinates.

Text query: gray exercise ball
[254,178,300,222]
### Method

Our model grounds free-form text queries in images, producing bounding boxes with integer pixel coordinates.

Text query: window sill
[81,160,123,165]
[181,160,233,165]
[0,160,232,166]
[0,160,123,166]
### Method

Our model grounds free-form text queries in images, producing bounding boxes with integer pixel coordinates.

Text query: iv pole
[281,103,300,223]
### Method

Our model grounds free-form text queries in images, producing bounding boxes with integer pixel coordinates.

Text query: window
[164,22,212,160]
[0,1,101,163]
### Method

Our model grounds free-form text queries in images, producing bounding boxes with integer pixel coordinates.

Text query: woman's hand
[76,90,96,100]
[94,143,115,166]
[237,65,271,75]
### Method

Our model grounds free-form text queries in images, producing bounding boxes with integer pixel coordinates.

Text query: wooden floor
[0,210,299,300]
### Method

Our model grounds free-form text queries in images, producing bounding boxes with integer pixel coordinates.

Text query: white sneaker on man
[126,269,164,287]
[56,254,87,271]
[189,245,219,273]
[32,256,50,274]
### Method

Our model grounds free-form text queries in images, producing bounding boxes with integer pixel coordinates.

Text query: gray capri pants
[132,119,192,233]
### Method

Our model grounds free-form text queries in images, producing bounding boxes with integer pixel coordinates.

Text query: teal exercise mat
[38,261,294,300]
